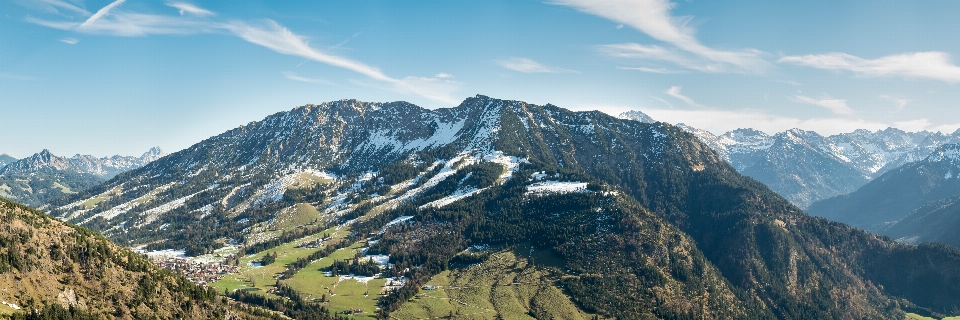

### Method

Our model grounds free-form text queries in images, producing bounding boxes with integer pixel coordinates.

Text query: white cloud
[651,96,673,108]
[435,73,454,79]
[60,38,79,44]
[779,52,960,83]
[617,66,685,74]
[881,95,911,112]
[396,76,463,106]
[0,73,35,81]
[225,20,394,82]
[79,0,125,29]
[497,57,577,73]
[892,119,932,132]
[554,0,768,73]
[571,105,894,135]
[282,72,334,85]
[793,95,853,115]
[665,86,706,108]
[30,0,91,16]
[165,2,214,16]
[226,20,462,105]
[25,5,461,105]
[28,12,214,36]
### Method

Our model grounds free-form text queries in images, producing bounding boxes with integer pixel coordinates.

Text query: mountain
[618,110,655,123]
[882,194,960,247]
[0,148,165,207]
[621,111,960,208]
[50,96,960,318]
[737,128,871,208]
[0,197,239,319]
[0,154,15,169]
[808,143,960,233]
[0,147,166,178]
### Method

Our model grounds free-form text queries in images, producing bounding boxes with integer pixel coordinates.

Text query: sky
[3,0,960,158]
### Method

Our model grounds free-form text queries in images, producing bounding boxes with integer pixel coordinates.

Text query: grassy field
[391,250,595,320]
[271,203,324,231]
[288,172,335,189]
[211,225,346,297]
[81,196,108,210]
[283,241,385,318]
[210,222,393,318]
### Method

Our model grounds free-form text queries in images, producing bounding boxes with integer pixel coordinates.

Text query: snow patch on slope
[526,181,589,195]
[420,187,483,209]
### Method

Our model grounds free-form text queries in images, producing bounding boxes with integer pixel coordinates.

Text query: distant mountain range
[45,96,960,318]
[0,147,165,207]
[619,111,960,208]
[0,154,15,168]
[808,143,960,247]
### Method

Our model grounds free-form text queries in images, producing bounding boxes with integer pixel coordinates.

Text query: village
[150,256,240,286]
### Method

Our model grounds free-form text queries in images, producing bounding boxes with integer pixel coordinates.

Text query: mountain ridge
[620,110,960,208]
[0,148,166,208]
[808,143,960,234]
[46,96,960,318]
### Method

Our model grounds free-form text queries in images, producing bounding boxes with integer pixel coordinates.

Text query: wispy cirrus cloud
[227,20,462,105]
[779,52,960,83]
[166,2,214,16]
[282,71,335,85]
[497,57,577,73]
[793,95,853,115]
[59,38,79,44]
[880,95,911,112]
[617,66,685,74]
[554,0,768,73]
[665,86,706,108]
[22,3,463,105]
[28,0,90,16]
[28,11,215,36]
[0,73,35,81]
[79,0,125,29]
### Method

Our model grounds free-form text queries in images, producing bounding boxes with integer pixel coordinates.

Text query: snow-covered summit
[618,110,655,123]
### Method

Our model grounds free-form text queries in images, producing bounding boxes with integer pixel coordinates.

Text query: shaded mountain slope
[882,194,960,247]
[808,143,960,232]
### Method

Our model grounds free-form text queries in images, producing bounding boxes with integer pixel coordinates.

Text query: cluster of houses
[296,237,325,249]
[379,278,406,295]
[150,257,239,286]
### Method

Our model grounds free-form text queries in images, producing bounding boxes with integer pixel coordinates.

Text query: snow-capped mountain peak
[618,110,656,123]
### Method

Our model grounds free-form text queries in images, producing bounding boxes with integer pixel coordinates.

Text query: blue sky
[3,0,960,158]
